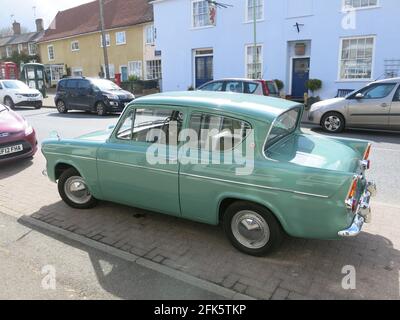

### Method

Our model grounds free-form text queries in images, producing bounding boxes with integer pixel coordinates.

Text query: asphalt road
[16,106,400,208]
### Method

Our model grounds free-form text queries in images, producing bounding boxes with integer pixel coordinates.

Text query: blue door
[121,66,128,82]
[292,58,310,99]
[195,56,213,88]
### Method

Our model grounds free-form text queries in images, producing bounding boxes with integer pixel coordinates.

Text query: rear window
[266,81,278,95]
[265,108,301,149]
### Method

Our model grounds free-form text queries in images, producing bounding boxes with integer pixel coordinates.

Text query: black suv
[55,77,135,116]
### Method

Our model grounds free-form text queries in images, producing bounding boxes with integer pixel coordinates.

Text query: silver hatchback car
[308,78,400,133]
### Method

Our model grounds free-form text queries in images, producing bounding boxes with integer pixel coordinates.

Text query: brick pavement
[1,154,399,300]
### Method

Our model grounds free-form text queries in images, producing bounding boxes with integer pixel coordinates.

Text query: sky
[0,0,94,32]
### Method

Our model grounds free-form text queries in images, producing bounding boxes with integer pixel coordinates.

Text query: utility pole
[99,0,110,79]
[253,0,258,79]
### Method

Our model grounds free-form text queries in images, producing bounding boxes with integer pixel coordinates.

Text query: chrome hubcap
[97,104,104,114]
[231,211,270,249]
[58,102,65,111]
[5,98,12,106]
[64,176,92,204]
[324,116,341,131]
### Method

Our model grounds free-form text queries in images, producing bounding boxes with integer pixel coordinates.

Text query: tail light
[345,177,359,212]
[360,144,372,171]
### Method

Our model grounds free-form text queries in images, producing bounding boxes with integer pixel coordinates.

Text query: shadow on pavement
[47,111,120,119]
[0,157,34,179]
[18,200,400,300]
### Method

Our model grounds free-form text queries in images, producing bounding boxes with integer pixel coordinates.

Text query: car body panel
[42,91,372,240]
[0,80,43,108]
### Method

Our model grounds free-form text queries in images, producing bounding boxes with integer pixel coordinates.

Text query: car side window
[66,80,78,89]
[116,108,184,145]
[245,82,259,94]
[189,113,251,152]
[78,80,91,90]
[393,86,400,102]
[225,81,244,93]
[356,83,396,99]
[200,81,223,91]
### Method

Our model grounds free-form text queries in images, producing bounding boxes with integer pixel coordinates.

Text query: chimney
[35,18,44,32]
[12,21,21,35]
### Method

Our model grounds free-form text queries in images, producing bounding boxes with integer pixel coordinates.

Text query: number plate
[0,144,23,157]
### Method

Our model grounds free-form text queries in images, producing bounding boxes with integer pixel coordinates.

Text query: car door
[389,84,400,130]
[347,82,397,129]
[179,111,252,224]
[97,106,184,216]
[76,79,95,110]
[65,79,79,109]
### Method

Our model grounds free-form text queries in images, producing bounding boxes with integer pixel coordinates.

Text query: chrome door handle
[381,103,388,108]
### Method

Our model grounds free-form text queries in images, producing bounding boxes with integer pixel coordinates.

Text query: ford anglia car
[42,92,376,256]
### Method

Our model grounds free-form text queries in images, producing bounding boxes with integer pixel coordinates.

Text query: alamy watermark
[145,122,256,176]
[41,265,56,290]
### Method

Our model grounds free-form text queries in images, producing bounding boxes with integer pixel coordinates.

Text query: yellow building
[38,0,161,86]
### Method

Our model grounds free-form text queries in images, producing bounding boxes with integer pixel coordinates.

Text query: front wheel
[223,201,284,256]
[58,168,98,209]
[56,100,68,114]
[4,96,14,109]
[321,112,345,133]
[96,102,107,116]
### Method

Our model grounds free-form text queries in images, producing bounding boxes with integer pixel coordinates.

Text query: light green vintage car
[42,92,377,256]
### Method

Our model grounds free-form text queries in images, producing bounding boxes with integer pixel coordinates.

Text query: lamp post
[253,0,258,79]
[99,0,110,79]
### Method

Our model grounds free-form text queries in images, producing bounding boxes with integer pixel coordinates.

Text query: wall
[154,0,400,99]
[38,24,145,82]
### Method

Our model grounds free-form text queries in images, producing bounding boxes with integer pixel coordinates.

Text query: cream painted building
[38,0,161,86]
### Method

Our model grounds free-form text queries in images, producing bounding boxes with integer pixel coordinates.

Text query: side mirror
[355,93,364,100]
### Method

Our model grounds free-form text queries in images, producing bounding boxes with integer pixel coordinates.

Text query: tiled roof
[0,31,44,47]
[40,0,153,43]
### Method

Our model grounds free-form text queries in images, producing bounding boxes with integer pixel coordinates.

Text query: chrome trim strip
[45,152,95,161]
[180,173,330,198]
[97,158,177,175]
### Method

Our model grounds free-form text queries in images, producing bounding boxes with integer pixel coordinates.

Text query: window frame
[191,0,215,29]
[263,106,302,154]
[115,31,126,46]
[245,43,263,79]
[28,43,36,56]
[342,0,379,11]
[245,0,264,23]
[146,60,162,80]
[145,25,155,45]
[188,111,253,153]
[71,41,80,52]
[338,35,376,82]
[6,46,13,58]
[47,45,55,61]
[100,33,111,47]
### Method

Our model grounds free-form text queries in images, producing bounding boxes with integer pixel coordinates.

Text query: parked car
[0,104,37,163]
[55,77,135,116]
[197,78,280,97]
[42,91,376,256]
[0,80,43,109]
[309,77,400,133]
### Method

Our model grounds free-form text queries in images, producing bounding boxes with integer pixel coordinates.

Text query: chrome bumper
[338,181,377,237]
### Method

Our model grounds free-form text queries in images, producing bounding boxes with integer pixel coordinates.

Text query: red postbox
[0,62,19,80]
[114,73,121,86]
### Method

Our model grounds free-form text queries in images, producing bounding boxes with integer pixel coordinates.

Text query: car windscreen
[265,108,301,149]
[266,81,278,95]
[2,81,29,90]
[91,79,122,91]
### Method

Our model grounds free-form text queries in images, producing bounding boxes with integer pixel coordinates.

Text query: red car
[0,104,37,163]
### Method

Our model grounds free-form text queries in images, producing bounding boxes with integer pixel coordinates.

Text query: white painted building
[152,0,400,99]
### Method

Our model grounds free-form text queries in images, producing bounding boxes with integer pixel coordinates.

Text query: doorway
[291,58,310,99]
[194,49,213,88]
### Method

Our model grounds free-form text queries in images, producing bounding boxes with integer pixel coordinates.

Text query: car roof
[134,91,301,122]
[371,77,400,84]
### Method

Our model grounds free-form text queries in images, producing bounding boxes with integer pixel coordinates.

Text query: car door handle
[381,103,388,108]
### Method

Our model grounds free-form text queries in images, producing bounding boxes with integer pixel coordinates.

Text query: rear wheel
[96,102,107,116]
[56,100,68,114]
[223,201,284,256]
[321,112,345,133]
[4,96,14,109]
[58,168,98,209]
